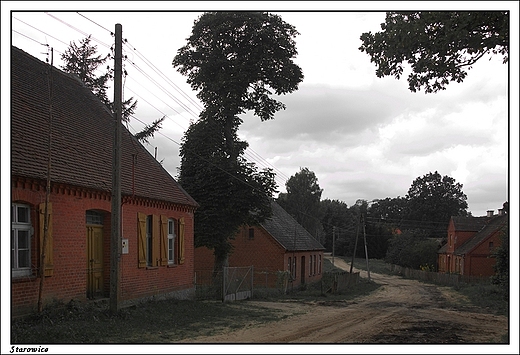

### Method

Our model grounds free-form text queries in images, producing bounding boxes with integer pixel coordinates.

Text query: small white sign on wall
[122,239,129,254]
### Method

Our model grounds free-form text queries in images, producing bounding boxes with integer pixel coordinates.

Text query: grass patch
[453,283,509,316]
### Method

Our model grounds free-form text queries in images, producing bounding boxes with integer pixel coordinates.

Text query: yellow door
[87,225,104,299]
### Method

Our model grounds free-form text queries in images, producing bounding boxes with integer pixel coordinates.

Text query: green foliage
[385,229,440,269]
[277,167,323,239]
[320,199,355,252]
[133,116,165,144]
[60,36,158,142]
[61,36,111,105]
[173,12,303,123]
[405,171,468,237]
[359,12,509,93]
[179,118,277,269]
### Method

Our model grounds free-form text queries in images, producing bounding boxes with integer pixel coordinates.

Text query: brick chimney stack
[487,210,494,217]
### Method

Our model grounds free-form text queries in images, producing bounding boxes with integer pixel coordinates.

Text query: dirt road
[182,257,508,343]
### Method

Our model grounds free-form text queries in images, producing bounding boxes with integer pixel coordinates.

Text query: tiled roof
[455,214,508,256]
[11,46,197,208]
[261,202,325,252]
[451,216,490,231]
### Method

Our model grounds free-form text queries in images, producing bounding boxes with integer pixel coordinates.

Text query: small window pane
[168,239,173,260]
[18,231,29,249]
[18,250,30,268]
[17,206,29,223]
[168,220,174,235]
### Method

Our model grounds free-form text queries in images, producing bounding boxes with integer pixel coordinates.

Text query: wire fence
[194,268,361,300]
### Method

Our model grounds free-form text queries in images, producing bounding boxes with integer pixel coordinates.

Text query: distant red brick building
[195,202,325,288]
[437,208,508,276]
[11,47,198,316]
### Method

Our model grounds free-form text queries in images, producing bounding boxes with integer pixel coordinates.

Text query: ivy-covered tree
[359,12,509,93]
[61,36,163,143]
[174,12,302,271]
[178,118,277,271]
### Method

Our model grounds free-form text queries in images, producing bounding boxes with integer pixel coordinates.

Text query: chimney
[498,208,504,216]
[487,210,494,217]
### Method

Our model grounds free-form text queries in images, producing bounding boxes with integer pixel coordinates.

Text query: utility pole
[110,23,122,313]
[362,214,371,281]
[332,226,335,266]
[349,212,360,275]
[38,47,53,313]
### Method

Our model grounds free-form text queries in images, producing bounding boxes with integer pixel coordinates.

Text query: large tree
[359,12,509,93]
[61,36,163,143]
[173,12,303,161]
[405,171,468,236]
[277,167,323,239]
[174,12,303,271]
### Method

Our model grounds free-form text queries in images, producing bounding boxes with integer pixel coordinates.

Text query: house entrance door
[87,225,104,299]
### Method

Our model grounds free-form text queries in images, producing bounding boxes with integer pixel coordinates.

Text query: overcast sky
[4,4,518,219]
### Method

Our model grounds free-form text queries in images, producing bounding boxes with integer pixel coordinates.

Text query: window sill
[167,264,177,268]
[12,274,37,283]
[146,266,159,270]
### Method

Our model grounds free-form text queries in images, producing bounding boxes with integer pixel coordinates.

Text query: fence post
[222,266,226,302]
[251,265,254,299]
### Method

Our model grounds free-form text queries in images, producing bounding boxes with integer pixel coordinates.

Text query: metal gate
[223,266,253,301]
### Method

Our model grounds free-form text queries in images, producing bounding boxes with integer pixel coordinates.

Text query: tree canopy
[405,171,468,236]
[359,11,509,93]
[278,167,323,239]
[61,36,163,143]
[173,11,303,160]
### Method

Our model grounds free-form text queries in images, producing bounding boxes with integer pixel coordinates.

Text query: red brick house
[195,201,325,288]
[437,208,508,276]
[11,46,198,316]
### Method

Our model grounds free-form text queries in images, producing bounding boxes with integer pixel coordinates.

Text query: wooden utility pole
[38,47,53,313]
[349,213,360,275]
[110,23,122,313]
[332,226,335,266]
[362,214,371,281]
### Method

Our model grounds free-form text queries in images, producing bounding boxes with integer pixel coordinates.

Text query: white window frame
[12,203,32,277]
[168,218,176,265]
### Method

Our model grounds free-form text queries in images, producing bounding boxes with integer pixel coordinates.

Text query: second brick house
[195,201,325,289]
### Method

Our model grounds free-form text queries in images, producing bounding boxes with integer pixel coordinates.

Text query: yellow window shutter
[178,217,185,265]
[137,212,147,268]
[152,214,160,266]
[160,215,168,266]
[39,202,53,276]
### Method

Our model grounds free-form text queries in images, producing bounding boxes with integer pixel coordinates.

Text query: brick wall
[194,225,324,288]
[11,178,195,316]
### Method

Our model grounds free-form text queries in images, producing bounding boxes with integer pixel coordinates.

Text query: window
[12,203,32,277]
[146,216,153,266]
[248,228,254,240]
[313,255,317,275]
[86,210,103,225]
[309,256,312,276]
[168,218,176,265]
[318,255,322,274]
